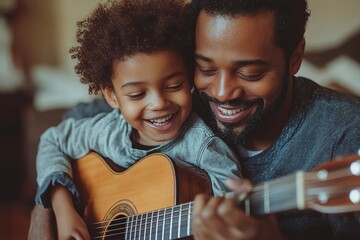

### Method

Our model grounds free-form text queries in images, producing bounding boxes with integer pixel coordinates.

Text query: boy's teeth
[149,115,172,125]
[218,106,244,116]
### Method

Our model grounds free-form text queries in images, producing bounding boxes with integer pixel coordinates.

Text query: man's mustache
[200,92,262,108]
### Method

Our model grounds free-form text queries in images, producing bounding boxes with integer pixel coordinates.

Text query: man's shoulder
[295,77,360,121]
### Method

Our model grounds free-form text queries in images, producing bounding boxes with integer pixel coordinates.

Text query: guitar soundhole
[103,214,126,240]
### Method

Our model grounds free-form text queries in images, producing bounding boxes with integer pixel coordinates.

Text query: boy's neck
[130,132,159,150]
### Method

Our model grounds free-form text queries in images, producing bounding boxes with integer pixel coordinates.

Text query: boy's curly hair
[70,0,193,94]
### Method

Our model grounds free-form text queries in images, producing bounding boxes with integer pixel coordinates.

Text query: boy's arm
[51,185,90,240]
[197,136,242,196]
[36,112,112,207]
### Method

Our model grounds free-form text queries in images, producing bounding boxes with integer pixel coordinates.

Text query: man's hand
[192,179,283,240]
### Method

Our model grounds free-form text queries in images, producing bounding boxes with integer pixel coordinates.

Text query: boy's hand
[51,185,91,240]
[55,207,90,240]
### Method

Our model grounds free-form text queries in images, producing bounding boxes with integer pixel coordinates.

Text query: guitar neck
[241,172,305,216]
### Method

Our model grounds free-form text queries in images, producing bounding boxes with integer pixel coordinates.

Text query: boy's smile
[103,50,192,146]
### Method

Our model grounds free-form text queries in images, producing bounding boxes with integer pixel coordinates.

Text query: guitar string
[88,178,353,230]
[92,218,196,239]
[89,191,357,239]
[87,184,300,238]
[88,170,358,238]
[92,209,197,236]
[89,178,356,228]
[86,181,294,228]
[90,187,357,240]
[88,166,357,229]
[89,202,193,234]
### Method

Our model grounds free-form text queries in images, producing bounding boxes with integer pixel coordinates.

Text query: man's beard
[198,73,290,145]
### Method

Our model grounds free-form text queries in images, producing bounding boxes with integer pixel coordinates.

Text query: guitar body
[72,152,212,239]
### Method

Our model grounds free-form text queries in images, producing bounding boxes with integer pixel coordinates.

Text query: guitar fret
[143,212,148,240]
[135,214,139,239]
[130,215,134,240]
[149,211,154,239]
[264,182,270,213]
[296,171,306,210]
[155,209,160,240]
[162,208,166,239]
[245,198,250,216]
[125,216,129,240]
[187,203,192,236]
[170,205,180,239]
[139,213,143,239]
[169,206,174,239]
[178,204,182,238]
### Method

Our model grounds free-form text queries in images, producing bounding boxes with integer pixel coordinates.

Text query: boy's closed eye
[127,92,146,100]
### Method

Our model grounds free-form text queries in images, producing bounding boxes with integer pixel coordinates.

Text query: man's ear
[289,38,305,75]
[102,87,120,109]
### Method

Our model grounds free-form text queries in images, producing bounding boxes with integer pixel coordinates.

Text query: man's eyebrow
[195,53,213,63]
[195,53,267,66]
[234,59,267,66]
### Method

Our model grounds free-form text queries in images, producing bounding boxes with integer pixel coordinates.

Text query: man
[29,0,360,239]
[191,0,360,239]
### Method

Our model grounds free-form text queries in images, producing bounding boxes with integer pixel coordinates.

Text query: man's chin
[213,120,248,144]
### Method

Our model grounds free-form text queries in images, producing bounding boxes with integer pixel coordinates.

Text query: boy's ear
[289,38,305,75]
[102,87,120,109]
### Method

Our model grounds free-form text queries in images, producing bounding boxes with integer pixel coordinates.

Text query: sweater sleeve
[35,112,115,207]
[197,136,242,196]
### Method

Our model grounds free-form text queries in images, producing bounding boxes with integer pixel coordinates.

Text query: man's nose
[213,72,242,103]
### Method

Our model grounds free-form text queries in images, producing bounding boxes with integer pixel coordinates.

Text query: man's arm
[28,205,56,240]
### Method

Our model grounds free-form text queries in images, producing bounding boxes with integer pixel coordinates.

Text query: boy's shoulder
[181,112,216,137]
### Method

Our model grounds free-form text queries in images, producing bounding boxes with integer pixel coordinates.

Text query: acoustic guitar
[72,152,360,240]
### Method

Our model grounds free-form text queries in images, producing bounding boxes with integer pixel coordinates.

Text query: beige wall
[53,0,101,73]
[8,0,360,73]
[306,0,360,51]
[53,0,360,70]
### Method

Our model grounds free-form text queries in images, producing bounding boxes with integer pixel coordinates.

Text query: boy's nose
[148,93,168,110]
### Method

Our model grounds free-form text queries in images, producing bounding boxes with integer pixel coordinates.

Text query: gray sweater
[234,78,360,240]
[35,112,241,207]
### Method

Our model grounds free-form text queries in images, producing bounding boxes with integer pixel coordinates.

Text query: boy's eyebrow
[195,53,267,66]
[120,71,186,89]
[121,81,143,89]
[162,71,186,81]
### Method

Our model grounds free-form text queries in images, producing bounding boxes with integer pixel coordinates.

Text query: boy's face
[103,50,192,146]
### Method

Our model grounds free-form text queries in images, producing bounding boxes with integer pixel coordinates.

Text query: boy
[35,0,241,239]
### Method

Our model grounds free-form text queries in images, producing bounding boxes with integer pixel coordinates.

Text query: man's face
[194,10,291,144]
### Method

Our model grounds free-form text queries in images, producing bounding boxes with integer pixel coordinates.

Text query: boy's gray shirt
[36,111,241,207]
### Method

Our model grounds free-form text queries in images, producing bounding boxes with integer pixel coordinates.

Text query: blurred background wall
[0,0,359,239]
